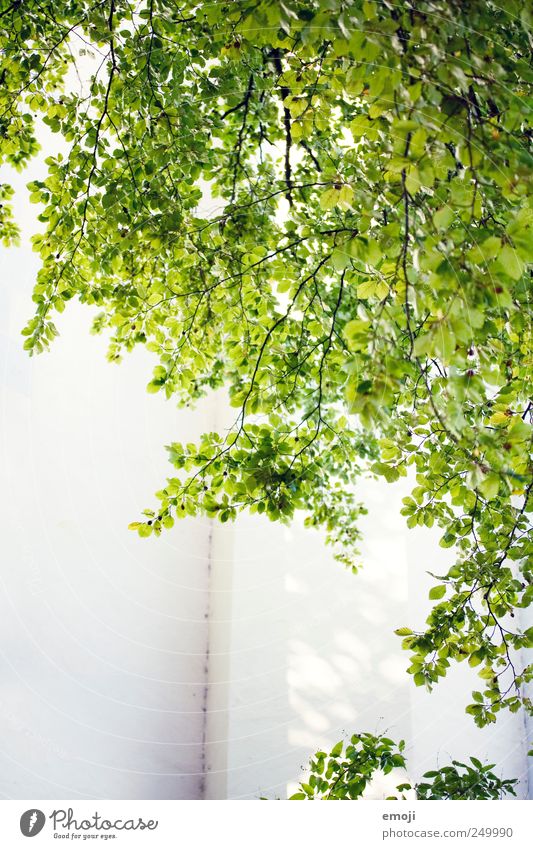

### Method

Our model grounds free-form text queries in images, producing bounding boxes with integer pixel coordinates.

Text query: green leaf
[331,248,350,271]
[357,279,376,299]
[434,207,454,230]
[320,187,339,210]
[330,741,343,757]
[478,473,500,500]
[497,245,524,280]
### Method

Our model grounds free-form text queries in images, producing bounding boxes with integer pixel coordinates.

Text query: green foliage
[290,733,518,800]
[1,0,532,723]
[290,732,407,800]
[415,759,518,801]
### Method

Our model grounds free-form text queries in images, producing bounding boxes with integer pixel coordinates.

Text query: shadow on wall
[210,472,529,800]
[214,478,414,800]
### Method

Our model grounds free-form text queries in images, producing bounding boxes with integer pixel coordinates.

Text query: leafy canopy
[1,0,532,726]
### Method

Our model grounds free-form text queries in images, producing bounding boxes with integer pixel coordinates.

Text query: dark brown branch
[271,49,293,206]
[230,72,254,203]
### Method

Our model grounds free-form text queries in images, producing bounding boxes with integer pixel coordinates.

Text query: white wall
[210,482,529,799]
[0,165,213,798]
[1,153,530,801]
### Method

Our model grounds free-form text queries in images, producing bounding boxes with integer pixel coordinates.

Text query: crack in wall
[198,520,214,799]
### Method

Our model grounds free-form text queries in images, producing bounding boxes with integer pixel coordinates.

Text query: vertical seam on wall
[516,566,532,799]
[520,644,532,799]
[198,520,214,799]
[521,706,531,799]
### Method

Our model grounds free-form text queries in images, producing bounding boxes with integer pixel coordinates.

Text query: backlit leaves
[1,0,532,726]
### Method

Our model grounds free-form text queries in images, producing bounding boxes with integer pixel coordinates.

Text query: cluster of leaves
[290,732,518,800]
[415,759,518,801]
[1,0,532,725]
